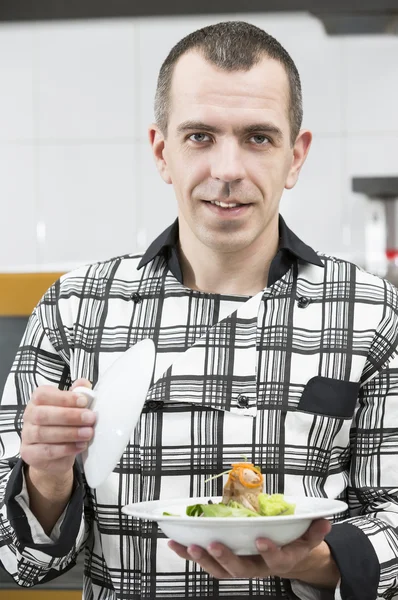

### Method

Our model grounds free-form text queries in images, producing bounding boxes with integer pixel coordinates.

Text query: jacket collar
[138,215,324,283]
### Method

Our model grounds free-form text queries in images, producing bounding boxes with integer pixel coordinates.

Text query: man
[0,20,397,600]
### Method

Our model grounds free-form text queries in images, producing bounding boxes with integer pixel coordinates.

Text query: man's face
[150,51,311,256]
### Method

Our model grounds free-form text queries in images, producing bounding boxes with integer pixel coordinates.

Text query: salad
[165,462,295,518]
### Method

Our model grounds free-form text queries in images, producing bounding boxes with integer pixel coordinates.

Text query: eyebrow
[176,120,284,141]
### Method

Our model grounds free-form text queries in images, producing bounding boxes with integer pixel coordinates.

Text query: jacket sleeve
[324,285,398,600]
[0,301,91,587]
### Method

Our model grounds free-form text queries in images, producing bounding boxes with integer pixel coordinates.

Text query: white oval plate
[77,338,156,489]
[122,495,347,555]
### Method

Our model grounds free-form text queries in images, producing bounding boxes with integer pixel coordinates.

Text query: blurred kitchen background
[0,1,397,597]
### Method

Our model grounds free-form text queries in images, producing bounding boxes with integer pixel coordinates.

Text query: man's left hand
[168,518,338,586]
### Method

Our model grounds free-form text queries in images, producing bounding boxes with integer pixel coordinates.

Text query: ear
[148,123,172,184]
[284,129,312,190]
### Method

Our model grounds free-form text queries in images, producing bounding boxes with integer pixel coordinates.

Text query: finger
[31,386,89,409]
[302,519,331,546]
[256,518,331,556]
[206,543,266,579]
[26,404,96,427]
[22,423,95,444]
[255,539,293,574]
[167,540,192,561]
[21,441,85,465]
[254,519,331,575]
[70,378,93,391]
[168,541,230,579]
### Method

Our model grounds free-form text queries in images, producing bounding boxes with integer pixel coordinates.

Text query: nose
[210,140,246,183]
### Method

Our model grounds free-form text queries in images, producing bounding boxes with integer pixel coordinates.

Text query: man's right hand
[21,379,96,478]
[21,379,95,478]
[19,380,96,535]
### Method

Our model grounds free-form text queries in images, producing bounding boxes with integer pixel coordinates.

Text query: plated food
[180,462,296,518]
[122,460,348,554]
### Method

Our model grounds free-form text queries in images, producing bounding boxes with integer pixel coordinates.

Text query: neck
[179,219,279,296]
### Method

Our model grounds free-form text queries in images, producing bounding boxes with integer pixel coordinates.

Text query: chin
[200,230,253,253]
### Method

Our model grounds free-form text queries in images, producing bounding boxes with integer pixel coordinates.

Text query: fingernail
[76,442,87,451]
[256,540,268,552]
[78,427,93,439]
[81,410,95,424]
[76,394,88,408]
[188,547,202,560]
[208,546,222,558]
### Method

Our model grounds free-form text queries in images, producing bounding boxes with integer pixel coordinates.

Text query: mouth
[203,199,251,217]
[209,200,246,209]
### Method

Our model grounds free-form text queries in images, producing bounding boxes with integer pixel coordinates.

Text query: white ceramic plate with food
[122,495,348,555]
[74,338,156,489]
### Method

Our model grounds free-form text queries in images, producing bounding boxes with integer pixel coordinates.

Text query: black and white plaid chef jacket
[1,216,398,600]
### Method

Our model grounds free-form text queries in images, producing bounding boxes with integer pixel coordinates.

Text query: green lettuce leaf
[184,494,295,518]
[186,501,259,518]
[186,504,205,517]
[257,493,295,516]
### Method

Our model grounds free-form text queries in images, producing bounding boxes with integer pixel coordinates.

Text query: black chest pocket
[297,376,360,419]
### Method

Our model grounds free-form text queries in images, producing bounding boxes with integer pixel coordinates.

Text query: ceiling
[0,0,397,34]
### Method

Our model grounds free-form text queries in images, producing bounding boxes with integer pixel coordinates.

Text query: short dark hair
[154,21,303,146]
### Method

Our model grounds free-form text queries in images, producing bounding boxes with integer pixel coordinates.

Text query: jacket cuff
[5,458,84,558]
[324,522,379,600]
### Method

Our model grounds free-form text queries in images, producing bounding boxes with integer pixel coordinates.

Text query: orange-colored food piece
[227,463,264,489]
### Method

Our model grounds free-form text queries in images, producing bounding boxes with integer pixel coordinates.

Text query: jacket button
[237,395,250,408]
[146,400,164,411]
[297,296,311,308]
[131,292,142,303]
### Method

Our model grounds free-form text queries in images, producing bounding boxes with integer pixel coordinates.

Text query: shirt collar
[139,219,179,267]
[277,215,324,267]
[138,215,324,284]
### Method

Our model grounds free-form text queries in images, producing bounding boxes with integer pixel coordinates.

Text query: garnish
[203,455,262,486]
[226,462,264,489]
[203,470,231,484]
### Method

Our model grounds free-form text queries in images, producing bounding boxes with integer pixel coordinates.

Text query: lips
[203,200,251,217]
[209,200,243,209]
[205,199,251,208]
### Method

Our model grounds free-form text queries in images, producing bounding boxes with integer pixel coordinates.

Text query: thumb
[303,519,331,548]
[71,378,93,391]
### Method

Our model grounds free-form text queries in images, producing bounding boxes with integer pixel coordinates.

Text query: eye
[250,135,270,145]
[189,133,211,143]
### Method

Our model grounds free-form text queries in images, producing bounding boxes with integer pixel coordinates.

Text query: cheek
[249,162,289,201]
[263,153,293,188]
[178,161,209,194]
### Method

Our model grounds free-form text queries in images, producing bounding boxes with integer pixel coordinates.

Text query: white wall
[0,13,397,272]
